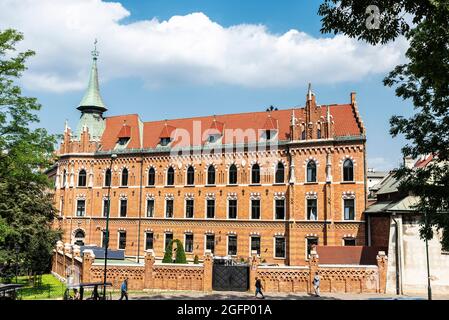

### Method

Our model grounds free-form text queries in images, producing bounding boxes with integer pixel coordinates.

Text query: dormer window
[118,138,129,146]
[208,134,221,144]
[264,130,277,140]
[160,137,171,146]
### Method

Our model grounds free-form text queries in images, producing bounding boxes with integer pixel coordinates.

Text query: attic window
[265,130,277,140]
[118,137,129,146]
[208,134,221,143]
[160,137,171,146]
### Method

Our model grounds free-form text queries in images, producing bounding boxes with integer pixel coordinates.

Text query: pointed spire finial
[91,38,99,60]
[308,83,312,101]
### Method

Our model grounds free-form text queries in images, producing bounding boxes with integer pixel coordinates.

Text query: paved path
[114,290,448,300]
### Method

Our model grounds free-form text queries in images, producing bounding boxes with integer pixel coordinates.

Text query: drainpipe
[136,154,144,263]
[392,215,402,295]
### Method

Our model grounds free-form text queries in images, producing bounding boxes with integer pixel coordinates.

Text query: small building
[365,155,449,295]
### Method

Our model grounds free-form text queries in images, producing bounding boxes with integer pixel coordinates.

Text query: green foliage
[0,28,60,279]
[319,1,449,249]
[174,239,187,264]
[193,255,199,264]
[162,240,174,263]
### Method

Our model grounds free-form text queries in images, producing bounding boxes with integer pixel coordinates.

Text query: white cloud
[368,157,398,172]
[0,0,408,92]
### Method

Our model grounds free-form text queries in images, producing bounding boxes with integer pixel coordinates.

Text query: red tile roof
[117,123,131,139]
[99,104,363,151]
[262,114,278,130]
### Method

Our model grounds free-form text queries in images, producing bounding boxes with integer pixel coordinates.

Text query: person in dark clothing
[119,278,128,300]
[255,277,265,299]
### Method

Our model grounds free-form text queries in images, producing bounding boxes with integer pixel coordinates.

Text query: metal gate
[212,261,249,292]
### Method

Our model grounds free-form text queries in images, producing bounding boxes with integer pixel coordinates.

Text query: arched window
[78,169,87,187]
[121,168,128,186]
[343,159,354,182]
[167,167,175,186]
[104,169,111,187]
[229,164,238,185]
[275,162,285,184]
[301,130,306,140]
[306,161,317,183]
[207,166,216,185]
[62,170,67,187]
[251,164,261,184]
[74,229,85,246]
[317,129,321,139]
[186,166,195,185]
[148,167,155,186]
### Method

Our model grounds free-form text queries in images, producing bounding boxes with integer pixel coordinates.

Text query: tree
[162,240,174,263]
[0,29,60,281]
[318,1,449,249]
[193,255,199,264]
[174,239,187,264]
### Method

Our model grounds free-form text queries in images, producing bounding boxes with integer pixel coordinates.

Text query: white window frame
[184,233,194,253]
[274,236,286,259]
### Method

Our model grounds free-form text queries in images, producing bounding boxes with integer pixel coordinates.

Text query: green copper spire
[77,40,107,113]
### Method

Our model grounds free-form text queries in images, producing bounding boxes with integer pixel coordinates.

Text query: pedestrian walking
[255,277,265,299]
[313,272,320,297]
[119,278,128,300]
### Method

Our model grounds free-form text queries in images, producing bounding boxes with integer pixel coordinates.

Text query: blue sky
[1,0,413,171]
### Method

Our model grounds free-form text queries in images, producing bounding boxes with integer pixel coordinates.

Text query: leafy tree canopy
[0,29,60,281]
[319,1,449,249]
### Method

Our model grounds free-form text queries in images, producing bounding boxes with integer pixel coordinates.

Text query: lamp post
[424,210,432,300]
[103,153,117,300]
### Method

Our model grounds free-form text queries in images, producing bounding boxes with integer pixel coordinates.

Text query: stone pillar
[56,241,63,276]
[308,250,319,294]
[376,251,388,294]
[82,250,95,283]
[203,250,213,292]
[249,250,260,292]
[63,243,71,279]
[72,245,81,258]
[144,249,155,289]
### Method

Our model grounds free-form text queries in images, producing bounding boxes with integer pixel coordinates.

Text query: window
[251,164,260,184]
[228,235,237,256]
[206,235,215,254]
[307,199,317,220]
[229,164,238,184]
[251,199,261,219]
[118,231,126,250]
[344,199,355,220]
[120,199,127,217]
[185,234,194,253]
[146,199,154,218]
[148,167,155,186]
[343,159,354,182]
[228,199,237,219]
[265,130,273,140]
[166,199,174,218]
[160,137,171,146]
[104,169,111,187]
[275,162,285,184]
[145,232,154,250]
[207,166,216,185]
[306,238,318,258]
[208,134,221,143]
[206,199,215,219]
[306,161,317,183]
[275,237,286,258]
[165,233,173,250]
[251,236,261,255]
[121,168,128,186]
[344,238,356,246]
[101,231,107,248]
[186,199,194,218]
[76,199,86,217]
[62,170,67,187]
[103,198,110,217]
[186,166,195,185]
[275,199,285,220]
[74,230,85,247]
[301,130,306,140]
[317,129,321,139]
[167,167,175,186]
[78,170,87,187]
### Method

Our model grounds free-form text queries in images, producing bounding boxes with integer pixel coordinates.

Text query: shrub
[193,255,199,264]
[174,239,187,264]
[162,240,174,263]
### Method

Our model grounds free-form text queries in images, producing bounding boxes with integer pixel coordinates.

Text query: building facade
[50,53,368,266]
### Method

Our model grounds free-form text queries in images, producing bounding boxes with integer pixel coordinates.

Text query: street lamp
[103,153,117,300]
[424,210,432,300]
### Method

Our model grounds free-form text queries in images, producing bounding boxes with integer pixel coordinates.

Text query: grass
[15,274,66,300]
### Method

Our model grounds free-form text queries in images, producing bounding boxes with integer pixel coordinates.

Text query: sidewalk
[117,290,448,300]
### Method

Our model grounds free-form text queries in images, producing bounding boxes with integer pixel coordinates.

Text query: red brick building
[50,53,368,266]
